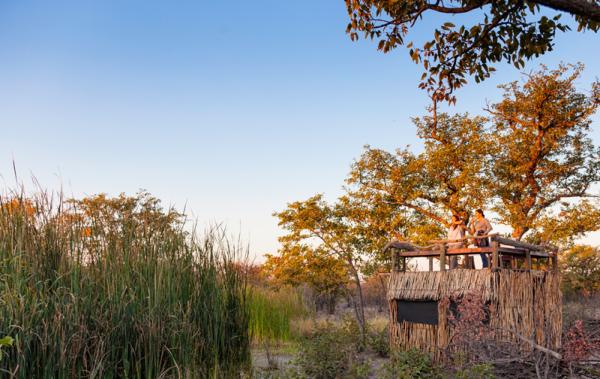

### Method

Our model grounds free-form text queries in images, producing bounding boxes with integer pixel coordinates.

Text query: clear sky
[1,1,599,260]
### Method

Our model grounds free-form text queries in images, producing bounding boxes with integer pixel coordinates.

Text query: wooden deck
[385,234,558,272]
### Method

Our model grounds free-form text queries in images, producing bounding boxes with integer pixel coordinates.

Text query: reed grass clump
[0,190,251,378]
[248,286,308,342]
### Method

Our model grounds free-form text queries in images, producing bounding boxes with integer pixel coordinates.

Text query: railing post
[439,243,446,272]
[428,257,433,272]
[491,237,499,270]
[526,249,532,271]
[402,257,407,272]
[551,252,558,273]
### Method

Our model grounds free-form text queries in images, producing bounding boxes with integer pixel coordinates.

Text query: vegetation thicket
[0,190,250,378]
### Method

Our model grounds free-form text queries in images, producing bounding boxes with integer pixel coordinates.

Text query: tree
[274,195,369,339]
[263,244,348,314]
[347,113,491,231]
[64,191,185,260]
[274,194,405,341]
[487,64,600,240]
[346,65,600,243]
[560,245,600,295]
[345,0,599,104]
[525,200,600,249]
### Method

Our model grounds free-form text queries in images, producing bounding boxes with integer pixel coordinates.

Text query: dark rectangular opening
[396,300,438,325]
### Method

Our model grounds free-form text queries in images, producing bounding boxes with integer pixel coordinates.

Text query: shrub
[453,363,495,379]
[377,349,441,379]
[291,323,356,379]
[341,315,367,352]
[368,324,390,358]
[346,358,373,379]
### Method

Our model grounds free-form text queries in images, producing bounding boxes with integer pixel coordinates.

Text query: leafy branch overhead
[345,0,600,103]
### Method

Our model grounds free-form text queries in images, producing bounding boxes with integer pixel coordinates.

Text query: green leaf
[0,336,13,346]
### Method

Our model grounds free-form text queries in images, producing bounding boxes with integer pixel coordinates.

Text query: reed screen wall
[388,269,562,358]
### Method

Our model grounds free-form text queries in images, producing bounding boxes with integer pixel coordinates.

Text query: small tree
[263,244,348,314]
[560,245,600,295]
[274,195,371,340]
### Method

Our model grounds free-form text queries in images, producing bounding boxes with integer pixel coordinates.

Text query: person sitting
[447,214,466,269]
[469,209,493,268]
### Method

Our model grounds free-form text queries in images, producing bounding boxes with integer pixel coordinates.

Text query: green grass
[0,192,251,378]
[249,286,308,342]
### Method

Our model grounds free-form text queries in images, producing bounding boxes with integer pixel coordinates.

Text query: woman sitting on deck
[469,209,493,268]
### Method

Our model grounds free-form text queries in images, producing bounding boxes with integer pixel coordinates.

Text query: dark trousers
[480,254,489,268]
[476,231,490,268]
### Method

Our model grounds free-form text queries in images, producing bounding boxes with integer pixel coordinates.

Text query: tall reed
[0,190,250,378]
[249,286,308,342]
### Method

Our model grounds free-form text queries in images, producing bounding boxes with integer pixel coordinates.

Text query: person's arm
[485,219,493,234]
[468,221,475,235]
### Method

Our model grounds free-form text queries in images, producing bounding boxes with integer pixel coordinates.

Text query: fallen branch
[500,328,562,360]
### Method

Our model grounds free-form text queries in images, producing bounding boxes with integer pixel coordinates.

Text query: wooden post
[392,250,399,272]
[491,238,499,270]
[526,249,532,271]
[551,253,558,273]
[428,257,433,272]
[402,257,407,272]
[439,243,446,272]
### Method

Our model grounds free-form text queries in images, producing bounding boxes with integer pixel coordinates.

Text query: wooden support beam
[439,243,446,272]
[402,257,407,272]
[551,253,558,273]
[428,257,433,272]
[491,240,499,270]
[526,250,532,271]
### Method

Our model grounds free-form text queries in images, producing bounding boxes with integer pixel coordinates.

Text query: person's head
[475,209,485,219]
[451,214,460,223]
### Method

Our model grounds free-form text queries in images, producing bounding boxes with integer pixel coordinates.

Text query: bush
[291,322,357,379]
[377,349,441,379]
[368,324,390,358]
[453,363,495,379]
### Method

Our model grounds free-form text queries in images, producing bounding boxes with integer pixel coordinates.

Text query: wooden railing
[385,234,559,273]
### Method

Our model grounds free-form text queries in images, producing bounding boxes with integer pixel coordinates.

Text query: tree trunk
[327,293,336,315]
[377,274,387,313]
[512,226,527,240]
[347,258,367,344]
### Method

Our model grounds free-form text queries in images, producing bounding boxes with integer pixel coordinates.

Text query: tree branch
[533,0,600,23]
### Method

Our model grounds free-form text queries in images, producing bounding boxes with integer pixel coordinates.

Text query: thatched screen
[388,269,561,358]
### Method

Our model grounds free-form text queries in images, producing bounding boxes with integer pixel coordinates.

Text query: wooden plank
[447,247,494,254]
[494,236,545,251]
[397,251,440,258]
[395,247,550,259]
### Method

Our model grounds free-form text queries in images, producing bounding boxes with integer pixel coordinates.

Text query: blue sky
[1,1,599,259]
